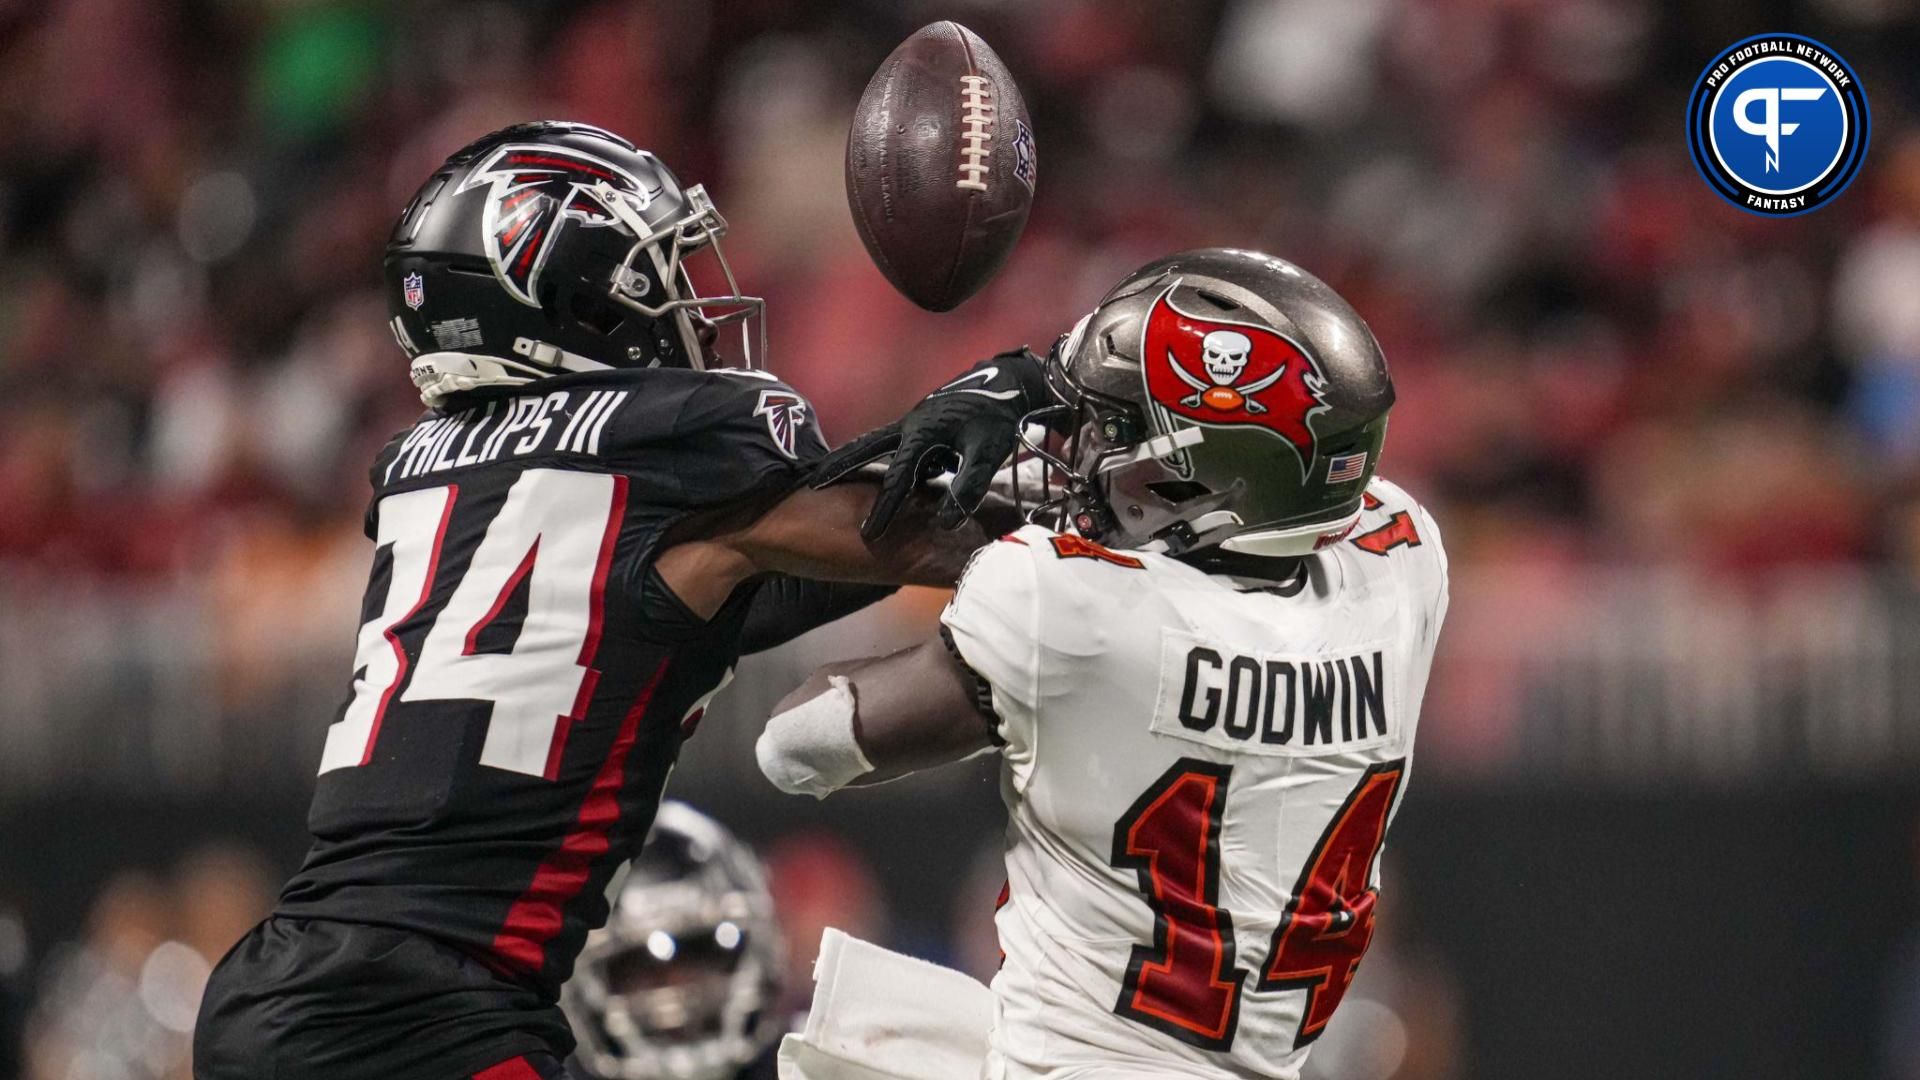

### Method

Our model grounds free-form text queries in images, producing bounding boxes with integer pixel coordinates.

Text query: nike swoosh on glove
[812,347,1050,540]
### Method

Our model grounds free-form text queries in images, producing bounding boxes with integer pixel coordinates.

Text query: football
[846,21,1036,312]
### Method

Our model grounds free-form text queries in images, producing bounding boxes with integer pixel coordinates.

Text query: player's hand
[813,347,1050,540]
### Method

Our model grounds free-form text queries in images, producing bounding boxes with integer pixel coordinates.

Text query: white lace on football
[956,75,995,192]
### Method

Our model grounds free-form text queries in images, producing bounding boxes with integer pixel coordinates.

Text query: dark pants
[194,916,574,1080]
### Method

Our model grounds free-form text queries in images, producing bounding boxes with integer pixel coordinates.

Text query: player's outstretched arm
[755,633,994,798]
[654,478,990,621]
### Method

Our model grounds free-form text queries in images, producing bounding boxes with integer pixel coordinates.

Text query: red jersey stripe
[489,654,667,973]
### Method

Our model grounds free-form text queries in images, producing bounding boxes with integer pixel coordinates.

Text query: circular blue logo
[1687,34,1869,216]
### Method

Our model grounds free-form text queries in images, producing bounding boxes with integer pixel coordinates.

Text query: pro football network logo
[754,390,809,459]
[1141,283,1329,478]
[1686,34,1869,216]
[456,144,663,307]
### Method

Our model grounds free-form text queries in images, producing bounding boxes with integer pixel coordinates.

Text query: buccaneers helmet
[563,802,784,1080]
[1022,248,1393,556]
[385,121,762,405]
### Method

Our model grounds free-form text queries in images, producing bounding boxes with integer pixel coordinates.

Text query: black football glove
[814,346,1051,540]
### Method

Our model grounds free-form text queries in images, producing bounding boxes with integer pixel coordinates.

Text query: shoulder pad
[1348,476,1449,597]
[668,369,826,466]
[542,368,826,467]
[1002,524,1157,629]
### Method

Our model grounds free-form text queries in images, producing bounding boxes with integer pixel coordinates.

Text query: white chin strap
[1218,505,1364,556]
[409,339,610,406]
[1128,505,1365,558]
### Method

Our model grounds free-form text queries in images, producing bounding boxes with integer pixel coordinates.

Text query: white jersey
[940,478,1449,1080]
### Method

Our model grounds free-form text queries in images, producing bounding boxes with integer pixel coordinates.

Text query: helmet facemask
[1015,330,1237,553]
[599,182,765,372]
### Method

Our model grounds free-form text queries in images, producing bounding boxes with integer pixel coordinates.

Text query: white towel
[777,927,995,1080]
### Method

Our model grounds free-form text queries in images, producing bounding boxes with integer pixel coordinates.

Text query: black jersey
[276,366,827,997]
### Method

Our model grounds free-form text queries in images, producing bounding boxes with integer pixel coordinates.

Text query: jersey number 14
[1110,758,1404,1051]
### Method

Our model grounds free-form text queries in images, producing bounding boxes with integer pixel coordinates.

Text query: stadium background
[1,0,1918,1076]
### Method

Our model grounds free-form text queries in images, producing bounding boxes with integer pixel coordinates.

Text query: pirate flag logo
[455,143,662,308]
[1142,281,1329,475]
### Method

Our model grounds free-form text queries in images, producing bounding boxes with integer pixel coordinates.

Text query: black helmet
[385,121,762,405]
[563,802,785,1080]
[1023,248,1393,556]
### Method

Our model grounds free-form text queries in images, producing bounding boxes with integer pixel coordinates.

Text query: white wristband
[757,677,874,799]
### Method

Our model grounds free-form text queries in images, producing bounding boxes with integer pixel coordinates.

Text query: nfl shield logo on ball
[1012,119,1037,192]
[402,272,426,310]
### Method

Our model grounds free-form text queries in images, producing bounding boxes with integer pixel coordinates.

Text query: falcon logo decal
[1142,282,1329,476]
[754,390,809,460]
[456,144,662,307]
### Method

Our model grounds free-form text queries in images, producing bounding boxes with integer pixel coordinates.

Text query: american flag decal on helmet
[1326,452,1368,484]
[754,390,809,460]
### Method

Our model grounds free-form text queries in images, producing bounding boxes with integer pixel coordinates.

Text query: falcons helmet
[1020,248,1394,557]
[563,802,784,1080]
[385,121,762,405]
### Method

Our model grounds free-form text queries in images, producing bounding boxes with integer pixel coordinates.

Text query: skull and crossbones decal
[1140,281,1331,474]
[1169,328,1285,413]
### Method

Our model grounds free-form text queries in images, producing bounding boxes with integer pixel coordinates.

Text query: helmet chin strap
[1134,506,1362,559]
[410,339,609,406]
[1219,506,1364,556]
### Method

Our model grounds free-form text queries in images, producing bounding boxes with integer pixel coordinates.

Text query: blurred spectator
[23,845,273,1080]
[26,870,179,1080]
[0,901,27,1080]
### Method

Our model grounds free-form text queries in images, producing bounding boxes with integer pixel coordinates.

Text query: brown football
[846,21,1036,312]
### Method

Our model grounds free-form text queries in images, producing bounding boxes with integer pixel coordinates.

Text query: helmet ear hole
[567,290,627,336]
[1146,480,1213,504]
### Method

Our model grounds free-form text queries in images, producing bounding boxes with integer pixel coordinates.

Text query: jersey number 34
[318,469,626,779]
[1110,758,1404,1052]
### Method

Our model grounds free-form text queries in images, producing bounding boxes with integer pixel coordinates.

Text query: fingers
[937,424,1017,530]
[861,427,947,541]
[811,424,901,489]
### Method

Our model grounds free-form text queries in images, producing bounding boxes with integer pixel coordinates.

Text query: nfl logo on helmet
[402,272,426,310]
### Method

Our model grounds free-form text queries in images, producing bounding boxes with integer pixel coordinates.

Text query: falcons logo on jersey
[754,390,809,460]
[1142,282,1330,478]
[455,143,662,307]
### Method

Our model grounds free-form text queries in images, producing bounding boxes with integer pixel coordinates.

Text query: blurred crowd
[2,0,1918,600]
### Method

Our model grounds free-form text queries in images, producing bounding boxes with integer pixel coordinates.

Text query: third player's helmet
[385,121,762,405]
[563,802,784,1080]
[1025,248,1393,556]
